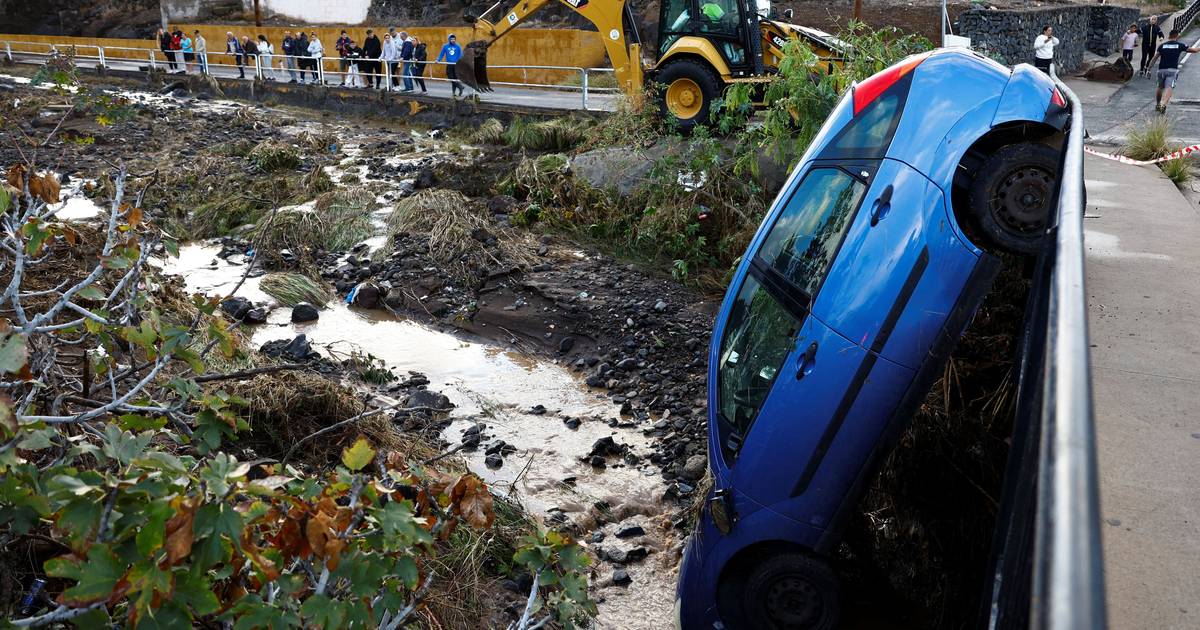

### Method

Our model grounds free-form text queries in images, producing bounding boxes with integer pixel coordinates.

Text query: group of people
[157,26,468,96]
[157,28,207,74]
[1035,17,1199,115]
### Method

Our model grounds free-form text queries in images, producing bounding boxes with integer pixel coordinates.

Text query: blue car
[675,49,1068,629]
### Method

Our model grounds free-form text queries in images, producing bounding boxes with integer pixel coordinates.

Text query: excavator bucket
[456,41,492,93]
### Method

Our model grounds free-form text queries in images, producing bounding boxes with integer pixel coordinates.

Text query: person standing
[382,33,400,89]
[1120,24,1138,65]
[180,30,194,74]
[335,30,352,86]
[363,29,383,89]
[194,30,208,75]
[400,32,415,92]
[1153,29,1200,114]
[412,37,428,94]
[1033,25,1058,74]
[157,28,176,71]
[241,35,259,78]
[437,34,464,97]
[307,33,325,84]
[170,29,183,71]
[1140,15,1165,77]
[226,32,246,79]
[282,31,297,82]
[257,35,277,81]
[345,39,363,88]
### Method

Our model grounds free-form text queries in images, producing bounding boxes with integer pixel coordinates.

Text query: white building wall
[250,0,371,24]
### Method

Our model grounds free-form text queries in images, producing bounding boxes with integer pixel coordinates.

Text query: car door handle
[795,342,818,380]
[870,184,894,226]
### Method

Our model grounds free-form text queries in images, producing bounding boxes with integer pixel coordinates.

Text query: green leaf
[45,544,126,605]
[101,424,151,465]
[0,184,9,214]
[0,328,27,374]
[136,500,172,557]
[301,594,347,630]
[17,427,56,451]
[341,438,375,471]
[76,285,106,301]
[117,413,167,432]
[163,238,180,258]
[394,555,419,590]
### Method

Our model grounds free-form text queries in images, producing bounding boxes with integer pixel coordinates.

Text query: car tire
[968,142,1060,255]
[657,58,722,132]
[740,552,839,630]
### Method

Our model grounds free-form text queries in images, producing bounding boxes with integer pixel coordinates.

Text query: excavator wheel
[657,58,722,132]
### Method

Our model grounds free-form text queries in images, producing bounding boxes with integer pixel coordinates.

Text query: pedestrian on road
[180,31,194,74]
[157,28,176,71]
[400,33,415,92]
[382,33,400,89]
[437,34,464,97]
[194,30,208,75]
[1153,29,1200,115]
[363,29,383,89]
[1033,25,1059,74]
[282,31,297,82]
[257,35,278,81]
[1121,24,1138,65]
[226,32,246,79]
[413,38,428,93]
[1140,16,1165,77]
[307,33,324,84]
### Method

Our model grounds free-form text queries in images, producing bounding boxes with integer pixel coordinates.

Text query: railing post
[4,42,11,63]
[384,60,391,91]
[97,46,106,68]
[253,54,261,80]
[318,57,325,85]
[150,49,157,70]
[581,69,589,110]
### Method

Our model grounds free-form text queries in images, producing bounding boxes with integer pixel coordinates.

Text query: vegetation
[1160,150,1193,184]
[0,63,595,630]
[1124,116,1171,161]
[261,272,335,307]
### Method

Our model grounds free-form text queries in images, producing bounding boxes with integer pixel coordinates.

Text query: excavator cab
[658,0,763,76]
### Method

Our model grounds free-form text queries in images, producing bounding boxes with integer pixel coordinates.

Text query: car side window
[756,168,867,300]
[833,92,901,152]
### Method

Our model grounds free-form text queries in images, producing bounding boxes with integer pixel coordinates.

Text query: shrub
[249,140,303,171]
[1160,152,1193,185]
[1124,116,1171,161]
[473,118,505,144]
[260,272,334,307]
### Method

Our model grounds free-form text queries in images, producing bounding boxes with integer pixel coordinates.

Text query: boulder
[291,302,319,323]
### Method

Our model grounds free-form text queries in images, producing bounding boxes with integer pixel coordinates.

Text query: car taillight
[853,54,928,115]
[1050,87,1067,108]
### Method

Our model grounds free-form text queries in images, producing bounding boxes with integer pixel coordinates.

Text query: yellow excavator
[457,0,843,129]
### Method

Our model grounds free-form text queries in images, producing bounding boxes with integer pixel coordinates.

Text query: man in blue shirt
[437,34,464,97]
[1153,29,1200,114]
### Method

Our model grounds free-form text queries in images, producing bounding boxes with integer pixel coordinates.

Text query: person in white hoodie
[307,33,324,84]
[1033,25,1059,74]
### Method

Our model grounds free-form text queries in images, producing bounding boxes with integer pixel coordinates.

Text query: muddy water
[164,244,678,629]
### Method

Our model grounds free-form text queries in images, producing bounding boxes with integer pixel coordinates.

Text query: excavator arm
[459,0,643,99]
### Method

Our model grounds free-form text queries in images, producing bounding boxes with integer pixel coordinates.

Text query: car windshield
[717,275,800,443]
[756,168,867,300]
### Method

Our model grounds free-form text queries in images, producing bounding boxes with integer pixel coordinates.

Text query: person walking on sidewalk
[281,31,297,82]
[412,38,428,93]
[1152,29,1200,115]
[1121,24,1138,65]
[1140,15,1165,77]
[437,34,464,97]
[194,30,208,75]
[1033,25,1059,74]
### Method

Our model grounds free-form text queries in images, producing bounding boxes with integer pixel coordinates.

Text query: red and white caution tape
[1085,143,1200,165]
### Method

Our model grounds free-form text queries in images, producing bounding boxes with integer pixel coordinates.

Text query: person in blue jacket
[436,34,464,97]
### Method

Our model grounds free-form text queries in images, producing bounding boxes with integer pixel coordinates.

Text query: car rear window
[756,168,867,301]
[823,74,912,159]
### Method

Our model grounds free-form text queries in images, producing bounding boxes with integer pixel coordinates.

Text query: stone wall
[958,5,1162,73]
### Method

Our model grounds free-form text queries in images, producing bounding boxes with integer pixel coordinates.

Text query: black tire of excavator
[656,58,722,133]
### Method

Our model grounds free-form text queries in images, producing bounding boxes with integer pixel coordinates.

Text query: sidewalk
[1083,153,1200,630]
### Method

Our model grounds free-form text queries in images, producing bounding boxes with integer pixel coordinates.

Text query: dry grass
[229,371,365,463]
[472,118,505,145]
[1124,116,1171,161]
[313,188,376,251]
[1160,153,1193,185]
[252,188,375,265]
[259,272,334,307]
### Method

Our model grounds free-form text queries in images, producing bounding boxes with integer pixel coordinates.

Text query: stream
[163,244,679,629]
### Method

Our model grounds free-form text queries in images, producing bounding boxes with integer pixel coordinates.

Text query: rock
[589,436,626,458]
[616,358,637,371]
[220,296,252,320]
[485,453,503,469]
[414,167,437,189]
[487,195,517,215]
[261,334,316,362]
[558,336,576,354]
[612,568,632,586]
[484,440,516,456]
[563,417,582,430]
[615,524,645,539]
[682,454,707,481]
[529,404,547,415]
[406,389,451,411]
[352,284,382,309]
[590,530,605,543]
[589,455,607,468]
[470,227,493,243]
[654,300,668,312]
[291,302,319,323]
[243,307,268,324]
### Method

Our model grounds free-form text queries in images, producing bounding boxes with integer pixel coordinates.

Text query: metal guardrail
[985,65,1104,630]
[0,39,617,111]
[1175,0,1200,34]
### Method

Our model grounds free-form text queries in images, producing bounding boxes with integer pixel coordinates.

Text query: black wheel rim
[763,573,824,628]
[991,165,1054,236]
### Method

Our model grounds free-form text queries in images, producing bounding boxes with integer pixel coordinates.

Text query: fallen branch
[192,363,308,383]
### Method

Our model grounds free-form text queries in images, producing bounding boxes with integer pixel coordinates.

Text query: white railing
[1,39,616,111]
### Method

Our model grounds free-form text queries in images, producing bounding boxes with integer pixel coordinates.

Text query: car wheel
[657,59,721,132]
[741,553,839,630]
[967,142,1060,255]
